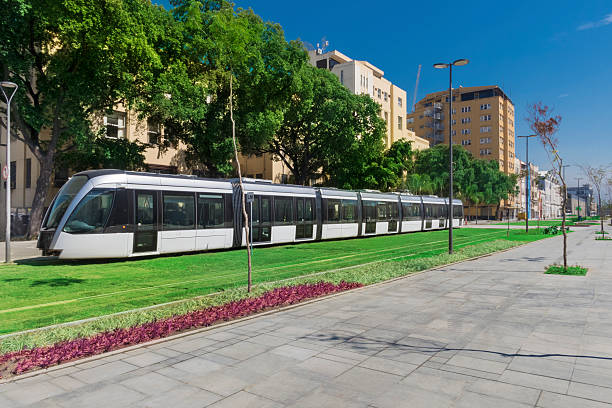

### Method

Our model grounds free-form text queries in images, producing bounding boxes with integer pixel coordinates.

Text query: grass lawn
[494,220,575,227]
[0,228,548,336]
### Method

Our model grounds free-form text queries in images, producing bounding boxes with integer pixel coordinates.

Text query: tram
[37,170,463,259]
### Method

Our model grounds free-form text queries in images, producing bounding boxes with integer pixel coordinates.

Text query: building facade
[0,107,185,238]
[537,171,563,219]
[567,184,597,216]
[408,86,516,218]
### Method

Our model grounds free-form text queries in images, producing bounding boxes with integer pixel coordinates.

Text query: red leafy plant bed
[0,281,361,379]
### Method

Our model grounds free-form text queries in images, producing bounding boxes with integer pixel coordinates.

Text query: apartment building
[0,107,185,238]
[408,85,516,218]
[407,85,515,174]
[240,49,430,182]
[538,171,563,219]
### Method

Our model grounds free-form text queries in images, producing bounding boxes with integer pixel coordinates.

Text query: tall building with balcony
[407,85,515,174]
[407,85,516,219]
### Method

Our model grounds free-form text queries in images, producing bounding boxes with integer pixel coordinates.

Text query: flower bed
[0,281,361,379]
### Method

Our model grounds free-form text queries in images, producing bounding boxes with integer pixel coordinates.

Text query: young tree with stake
[526,103,568,269]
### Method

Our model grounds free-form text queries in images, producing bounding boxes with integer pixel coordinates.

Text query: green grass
[545,265,588,276]
[494,220,575,227]
[0,228,549,336]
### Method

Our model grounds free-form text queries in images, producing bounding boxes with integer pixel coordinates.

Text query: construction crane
[412,64,422,113]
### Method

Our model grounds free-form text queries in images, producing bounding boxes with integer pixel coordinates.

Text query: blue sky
[157,1,612,187]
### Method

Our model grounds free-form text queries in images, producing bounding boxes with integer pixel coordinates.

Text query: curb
[0,235,547,383]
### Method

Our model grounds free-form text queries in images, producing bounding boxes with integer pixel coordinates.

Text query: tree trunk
[27,153,54,238]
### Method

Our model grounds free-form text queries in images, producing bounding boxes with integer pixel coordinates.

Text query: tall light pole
[433,58,469,254]
[517,134,537,233]
[1,82,18,263]
[576,177,582,220]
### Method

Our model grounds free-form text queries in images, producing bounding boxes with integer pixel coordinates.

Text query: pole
[507,208,510,238]
[1,83,18,263]
[448,64,453,254]
[525,137,530,233]
[249,201,253,258]
[577,177,582,220]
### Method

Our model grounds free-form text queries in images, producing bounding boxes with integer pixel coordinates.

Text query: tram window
[261,196,272,223]
[63,189,115,234]
[274,196,293,224]
[403,203,421,220]
[363,201,376,221]
[304,198,314,221]
[104,189,129,233]
[389,202,399,220]
[342,200,357,222]
[424,204,433,218]
[377,202,388,220]
[326,199,341,222]
[296,199,304,222]
[163,193,195,230]
[453,204,463,218]
[198,194,224,229]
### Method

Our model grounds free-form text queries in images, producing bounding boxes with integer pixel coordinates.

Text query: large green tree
[0,0,165,236]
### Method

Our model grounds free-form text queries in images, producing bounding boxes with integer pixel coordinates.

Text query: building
[240,49,430,183]
[567,184,597,216]
[514,159,540,219]
[537,171,563,219]
[408,85,516,218]
[0,106,185,238]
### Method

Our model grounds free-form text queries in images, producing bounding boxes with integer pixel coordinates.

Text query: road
[1,225,611,407]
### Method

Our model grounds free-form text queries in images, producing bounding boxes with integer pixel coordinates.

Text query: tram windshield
[43,175,89,229]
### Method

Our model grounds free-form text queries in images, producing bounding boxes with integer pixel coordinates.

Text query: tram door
[134,191,158,253]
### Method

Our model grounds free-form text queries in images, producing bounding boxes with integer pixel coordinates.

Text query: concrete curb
[0,235,549,384]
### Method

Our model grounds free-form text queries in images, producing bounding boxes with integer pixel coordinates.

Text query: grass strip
[545,265,588,276]
[0,238,523,355]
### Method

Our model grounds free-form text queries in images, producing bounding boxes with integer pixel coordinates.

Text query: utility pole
[1,81,18,263]
[517,135,537,233]
[577,177,582,220]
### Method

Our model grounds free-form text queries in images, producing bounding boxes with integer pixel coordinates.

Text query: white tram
[37,170,464,259]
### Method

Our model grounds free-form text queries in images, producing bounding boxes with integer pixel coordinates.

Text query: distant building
[567,184,597,216]
[537,171,563,219]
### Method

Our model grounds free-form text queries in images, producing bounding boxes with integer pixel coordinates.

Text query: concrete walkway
[2,226,612,407]
[0,240,42,262]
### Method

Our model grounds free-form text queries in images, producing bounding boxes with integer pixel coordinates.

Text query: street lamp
[433,58,469,254]
[517,134,537,233]
[576,177,582,220]
[1,81,18,263]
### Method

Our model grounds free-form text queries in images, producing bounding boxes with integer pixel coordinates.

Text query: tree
[0,0,165,237]
[580,164,608,234]
[526,102,567,268]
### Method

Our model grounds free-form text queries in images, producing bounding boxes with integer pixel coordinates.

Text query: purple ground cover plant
[0,281,361,378]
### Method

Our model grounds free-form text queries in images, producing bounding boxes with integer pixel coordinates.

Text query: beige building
[240,49,430,184]
[0,107,185,238]
[407,85,516,219]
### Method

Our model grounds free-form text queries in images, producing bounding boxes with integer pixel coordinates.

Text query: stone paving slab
[2,225,612,407]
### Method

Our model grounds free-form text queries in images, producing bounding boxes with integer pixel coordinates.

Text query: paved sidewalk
[2,226,612,407]
[0,240,42,262]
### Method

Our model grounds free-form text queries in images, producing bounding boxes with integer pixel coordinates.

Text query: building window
[25,158,32,189]
[104,111,126,139]
[398,116,402,130]
[451,119,456,125]
[461,106,471,113]
[384,92,388,102]
[461,129,471,135]
[398,97,402,107]
[451,109,456,114]
[461,139,471,146]
[480,137,491,144]
[316,59,327,69]
[377,88,381,99]
[480,103,491,110]
[407,117,414,124]
[480,126,491,133]
[451,130,457,136]
[461,117,471,124]
[479,148,492,155]
[384,111,388,123]
[480,114,491,121]
[340,70,344,84]
[147,119,160,144]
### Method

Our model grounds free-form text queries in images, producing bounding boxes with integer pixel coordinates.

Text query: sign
[576,206,581,211]
[1,165,7,181]
[245,192,254,203]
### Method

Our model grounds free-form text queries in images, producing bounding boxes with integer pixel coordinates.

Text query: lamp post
[517,134,537,233]
[433,59,469,254]
[1,81,18,263]
[576,177,582,220]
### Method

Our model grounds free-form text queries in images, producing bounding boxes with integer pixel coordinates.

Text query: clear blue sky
[157,0,612,187]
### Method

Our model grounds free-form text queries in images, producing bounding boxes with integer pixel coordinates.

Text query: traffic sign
[246,192,254,203]
[1,165,7,181]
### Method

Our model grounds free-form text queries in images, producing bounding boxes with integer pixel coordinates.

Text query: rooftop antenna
[412,64,422,113]
[315,37,329,55]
